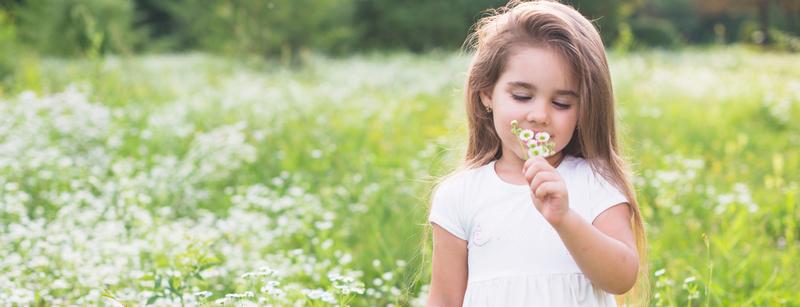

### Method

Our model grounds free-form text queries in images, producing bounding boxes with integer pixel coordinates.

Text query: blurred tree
[566,0,643,46]
[690,0,797,45]
[639,0,795,45]
[0,9,18,81]
[5,0,799,56]
[13,0,144,56]
[778,0,800,34]
[133,0,183,51]
[156,0,356,59]
[353,0,506,52]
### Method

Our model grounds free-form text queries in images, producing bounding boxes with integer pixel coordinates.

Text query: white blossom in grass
[302,289,337,304]
[260,281,285,297]
[343,254,353,265]
[315,220,333,230]
[335,282,365,295]
[329,272,366,295]
[193,291,212,299]
[321,239,333,249]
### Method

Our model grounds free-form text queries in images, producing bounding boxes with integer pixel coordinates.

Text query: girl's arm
[426,223,468,307]
[523,156,638,294]
[553,204,638,295]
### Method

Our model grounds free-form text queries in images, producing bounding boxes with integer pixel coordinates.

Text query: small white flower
[320,239,333,249]
[529,145,544,157]
[519,129,535,141]
[535,132,550,142]
[654,268,666,277]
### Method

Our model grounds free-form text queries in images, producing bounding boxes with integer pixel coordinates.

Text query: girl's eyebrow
[507,81,579,98]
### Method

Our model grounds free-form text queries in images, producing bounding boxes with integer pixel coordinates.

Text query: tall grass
[0,47,797,305]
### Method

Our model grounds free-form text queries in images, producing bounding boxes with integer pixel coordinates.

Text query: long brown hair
[428,0,649,304]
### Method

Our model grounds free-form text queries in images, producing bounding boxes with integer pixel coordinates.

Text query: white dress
[429,156,628,306]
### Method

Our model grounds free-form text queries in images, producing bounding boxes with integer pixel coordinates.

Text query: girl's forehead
[501,47,578,93]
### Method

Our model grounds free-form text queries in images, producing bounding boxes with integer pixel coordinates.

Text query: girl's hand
[523,156,570,227]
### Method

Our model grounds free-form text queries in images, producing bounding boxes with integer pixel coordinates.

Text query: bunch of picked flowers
[510,120,556,159]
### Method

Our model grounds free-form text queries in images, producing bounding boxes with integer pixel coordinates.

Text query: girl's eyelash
[553,101,571,109]
[511,94,531,101]
[512,94,571,109]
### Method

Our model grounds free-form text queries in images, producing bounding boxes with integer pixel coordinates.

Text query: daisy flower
[518,129,535,142]
[511,120,556,159]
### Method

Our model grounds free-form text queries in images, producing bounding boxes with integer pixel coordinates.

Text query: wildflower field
[0,47,798,306]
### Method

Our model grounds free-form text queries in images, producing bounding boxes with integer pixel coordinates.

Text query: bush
[158,0,357,59]
[353,0,506,52]
[770,29,800,52]
[0,10,18,85]
[14,0,143,56]
[629,16,683,48]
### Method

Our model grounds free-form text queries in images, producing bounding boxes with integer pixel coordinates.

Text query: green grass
[0,46,797,305]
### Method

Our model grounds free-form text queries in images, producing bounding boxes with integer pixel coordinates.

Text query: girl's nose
[525,99,548,125]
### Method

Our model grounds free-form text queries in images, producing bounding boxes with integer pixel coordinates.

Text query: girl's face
[480,46,579,162]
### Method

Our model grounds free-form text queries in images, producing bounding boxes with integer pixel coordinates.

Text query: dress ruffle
[462,273,616,307]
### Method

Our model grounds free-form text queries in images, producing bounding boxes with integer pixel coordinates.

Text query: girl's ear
[479,90,493,109]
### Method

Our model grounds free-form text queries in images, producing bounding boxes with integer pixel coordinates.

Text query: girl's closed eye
[552,101,571,109]
[511,93,531,101]
[511,93,571,110]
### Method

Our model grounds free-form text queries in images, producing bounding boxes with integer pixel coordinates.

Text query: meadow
[0,47,798,306]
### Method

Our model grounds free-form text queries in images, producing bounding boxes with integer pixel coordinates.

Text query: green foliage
[770,28,800,52]
[2,31,800,305]
[3,0,800,57]
[353,0,506,52]
[157,0,357,58]
[14,0,143,56]
[568,0,641,47]
[629,16,683,48]
[0,10,18,87]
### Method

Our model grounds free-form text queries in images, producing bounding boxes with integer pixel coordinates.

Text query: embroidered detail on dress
[472,223,490,246]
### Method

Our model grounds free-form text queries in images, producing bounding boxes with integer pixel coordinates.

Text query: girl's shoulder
[559,155,610,185]
[558,155,589,174]
[435,163,489,192]
[561,155,629,220]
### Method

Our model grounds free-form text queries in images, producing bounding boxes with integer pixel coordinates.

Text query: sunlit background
[0,0,798,305]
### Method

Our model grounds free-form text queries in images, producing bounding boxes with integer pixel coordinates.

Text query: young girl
[426,1,647,306]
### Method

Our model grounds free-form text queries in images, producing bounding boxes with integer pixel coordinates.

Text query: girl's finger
[524,158,552,182]
[529,171,558,194]
[522,156,544,173]
[535,181,561,200]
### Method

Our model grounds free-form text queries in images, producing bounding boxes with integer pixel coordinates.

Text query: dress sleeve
[428,176,468,240]
[589,173,629,223]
